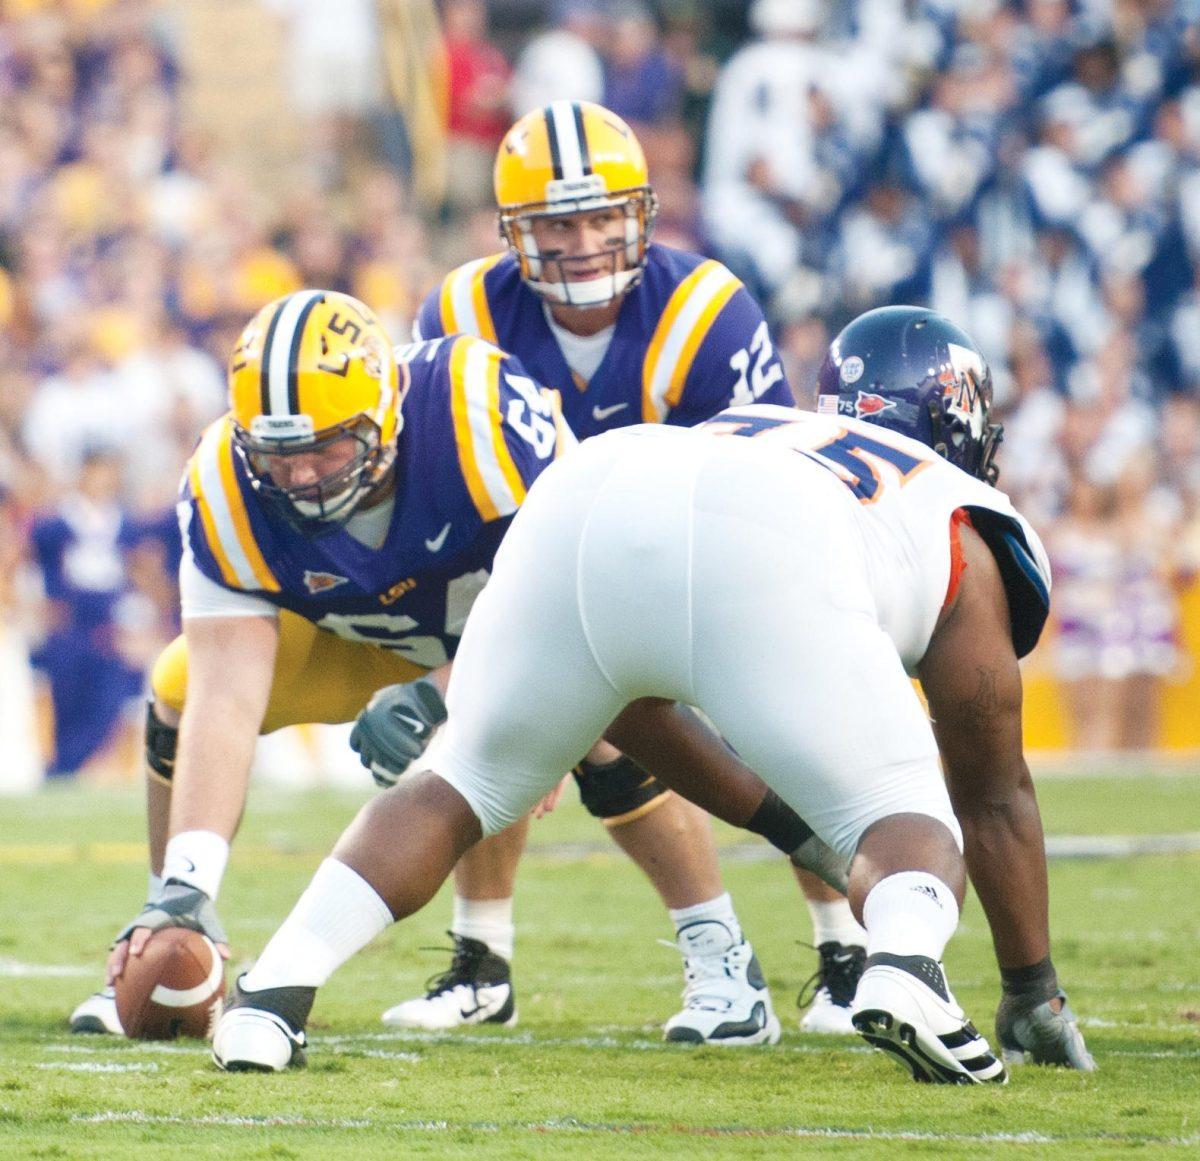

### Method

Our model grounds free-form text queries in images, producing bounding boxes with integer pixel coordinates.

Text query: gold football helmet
[228,290,400,533]
[494,101,658,307]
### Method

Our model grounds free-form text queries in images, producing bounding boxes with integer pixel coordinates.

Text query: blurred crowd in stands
[1,0,1199,784]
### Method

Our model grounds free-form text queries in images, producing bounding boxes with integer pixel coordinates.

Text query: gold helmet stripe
[262,289,324,417]
[544,100,591,182]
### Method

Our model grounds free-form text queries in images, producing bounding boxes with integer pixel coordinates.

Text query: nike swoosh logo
[592,402,628,422]
[459,1004,483,1019]
[425,522,451,552]
[182,857,196,874]
[393,709,428,738]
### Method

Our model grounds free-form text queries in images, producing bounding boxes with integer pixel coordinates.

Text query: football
[114,928,225,1040]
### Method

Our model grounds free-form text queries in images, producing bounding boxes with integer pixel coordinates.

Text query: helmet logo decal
[854,390,897,418]
[944,341,986,437]
[840,356,864,384]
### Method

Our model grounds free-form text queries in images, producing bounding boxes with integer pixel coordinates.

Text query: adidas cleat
[69,987,123,1036]
[381,933,516,1030]
[797,941,866,1034]
[851,953,1006,1084]
[211,976,312,1072]
[663,920,781,1046]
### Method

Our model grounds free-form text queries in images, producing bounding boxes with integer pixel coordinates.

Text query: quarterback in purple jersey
[393,101,793,1044]
[70,291,568,1035]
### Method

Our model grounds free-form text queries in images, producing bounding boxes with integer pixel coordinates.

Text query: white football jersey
[697,405,1052,672]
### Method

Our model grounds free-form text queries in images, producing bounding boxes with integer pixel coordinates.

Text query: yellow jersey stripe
[450,337,526,521]
[214,424,280,592]
[484,348,527,508]
[440,254,503,341]
[449,338,496,521]
[641,260,717,421]
[188,419,271,590]
[641,261,742,422]
[664,277,741,410]
[188,450,239,589]
[470,257,500,345]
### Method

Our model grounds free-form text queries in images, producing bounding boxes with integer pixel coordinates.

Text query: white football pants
[433,426,960,858]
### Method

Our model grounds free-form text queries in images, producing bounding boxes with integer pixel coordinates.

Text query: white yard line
[41,1032,1200,1057]
[67,1111,1200,1147]
[0,958,94,978]
[36,1062,158,1073]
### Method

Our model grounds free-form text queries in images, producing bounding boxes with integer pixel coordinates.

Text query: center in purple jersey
[415,244,794,438]
[181,335,563,668]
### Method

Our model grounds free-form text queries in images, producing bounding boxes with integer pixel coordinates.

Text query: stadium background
[1,0,1199,791]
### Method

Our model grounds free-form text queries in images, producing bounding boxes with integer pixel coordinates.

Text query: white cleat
[211,977,311,1072]
[212,1007,306,1073]
[381,933,516,1030]
[663,920,781,1046]
[800,988,857,1035]
[851,953,1007,1084]
[69,987,123,1036]
[797,941,865,1035]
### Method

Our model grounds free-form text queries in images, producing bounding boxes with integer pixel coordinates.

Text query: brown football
[114,928,225,1040]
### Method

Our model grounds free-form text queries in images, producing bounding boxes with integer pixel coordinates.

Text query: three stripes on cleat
[851,953,1007,1085]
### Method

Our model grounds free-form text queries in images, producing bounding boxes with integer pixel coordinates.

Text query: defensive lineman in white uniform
[213,308,1091,1081]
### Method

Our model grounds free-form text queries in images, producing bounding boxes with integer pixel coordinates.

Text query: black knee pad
[571,754,666,821]
[145,700,178,782]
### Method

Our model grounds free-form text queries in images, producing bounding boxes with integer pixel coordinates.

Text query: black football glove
[350,678,448,788]
[113,881,227,948]
[996,964,1096,1071]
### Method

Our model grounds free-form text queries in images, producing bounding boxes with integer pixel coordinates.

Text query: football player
[387,100,795,1044]
[212,306,1092,1081]
[71,290,570,1034]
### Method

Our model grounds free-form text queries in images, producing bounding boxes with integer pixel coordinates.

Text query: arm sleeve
[179,545,278,620]
[666,286,793,429]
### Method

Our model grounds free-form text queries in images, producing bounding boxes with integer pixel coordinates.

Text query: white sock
[147,871,164,905]
[242,859,393,990]
[806,897,867,948]
[668,892,742,944]
[452,896,515,962]
[862,872,959,961]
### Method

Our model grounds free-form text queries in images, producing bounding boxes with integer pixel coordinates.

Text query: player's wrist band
[1000,955,1058,999]
[162,830,230,902]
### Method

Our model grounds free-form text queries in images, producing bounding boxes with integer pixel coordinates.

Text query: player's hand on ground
[533,775,571,819]
[106,883,230,983]
[350,678,448,788]
[996,988,1096,1071]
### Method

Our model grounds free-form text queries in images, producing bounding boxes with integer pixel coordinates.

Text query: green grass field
[1,767,1197,1158]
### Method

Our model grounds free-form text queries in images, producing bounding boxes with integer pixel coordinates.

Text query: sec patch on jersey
[114,929,225,1040]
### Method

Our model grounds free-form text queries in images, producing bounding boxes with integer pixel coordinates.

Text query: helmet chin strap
[527,267,641,308]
